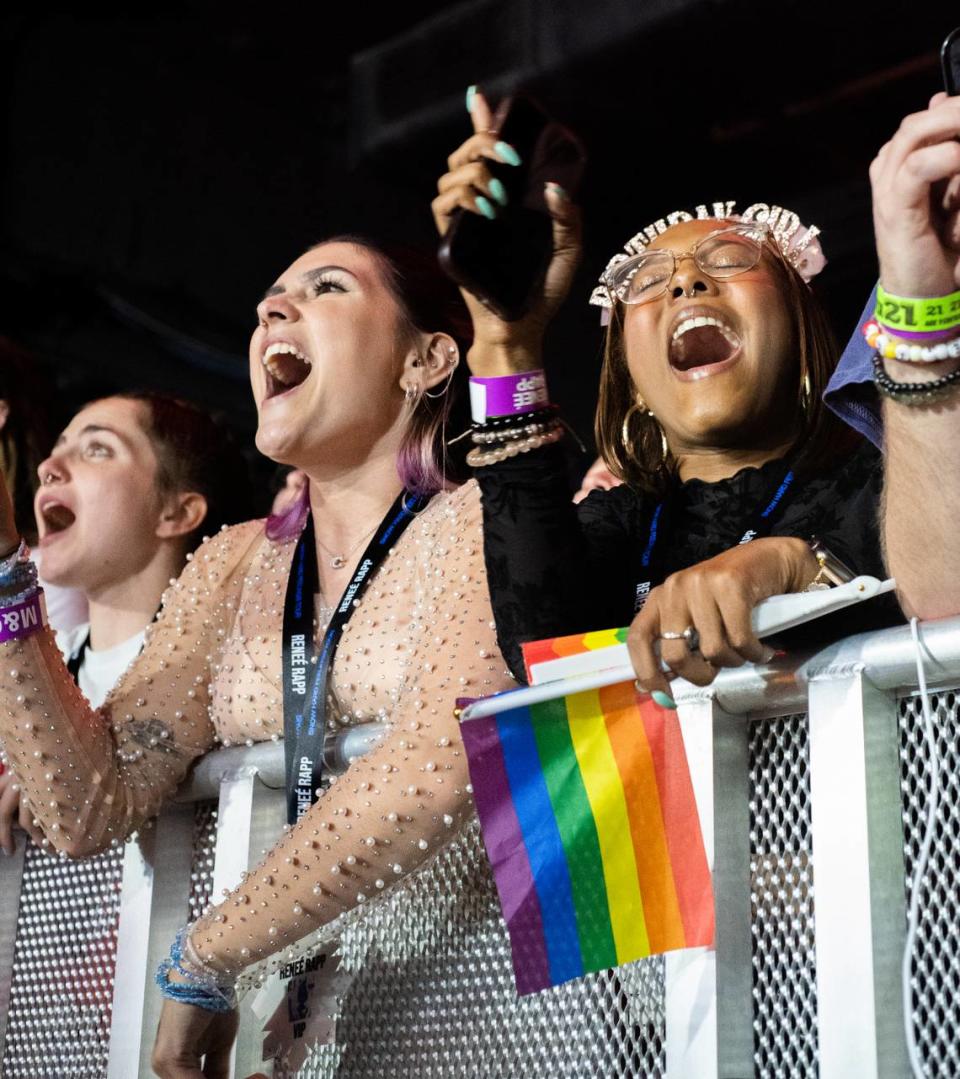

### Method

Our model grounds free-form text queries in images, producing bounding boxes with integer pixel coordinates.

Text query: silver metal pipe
[673,614,960,717]
[174,722,388,802]
[173,617,960,801]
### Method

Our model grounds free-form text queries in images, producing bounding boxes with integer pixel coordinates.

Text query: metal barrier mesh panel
[749,713,819,1078]
[1,842,122,1079]
[899,690,960,1079]
[186,800,219,922]
[289,820,666,1079]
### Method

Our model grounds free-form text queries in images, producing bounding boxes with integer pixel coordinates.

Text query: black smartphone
[438,93,586,322]
[942,26,960,95]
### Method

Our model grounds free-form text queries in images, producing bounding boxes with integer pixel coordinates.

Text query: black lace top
[476,439,900,682]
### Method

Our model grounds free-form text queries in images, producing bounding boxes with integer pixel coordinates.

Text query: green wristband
[875,285,960,332]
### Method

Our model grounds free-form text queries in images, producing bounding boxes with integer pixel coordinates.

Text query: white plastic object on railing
[460,577,895,722]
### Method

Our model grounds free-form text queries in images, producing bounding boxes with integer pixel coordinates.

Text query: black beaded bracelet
[472,406,558,431]
[872,352,960,405]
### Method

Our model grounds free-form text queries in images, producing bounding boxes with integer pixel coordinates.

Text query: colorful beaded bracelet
[862,321,960,363]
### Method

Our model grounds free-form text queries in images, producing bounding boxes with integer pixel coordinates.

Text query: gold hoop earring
[621,397,669,465]
[620,395,650,448]
[800,369,812,416]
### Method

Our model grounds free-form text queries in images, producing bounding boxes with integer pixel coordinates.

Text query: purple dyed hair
[265,236,472,541]
[266,483,310,542]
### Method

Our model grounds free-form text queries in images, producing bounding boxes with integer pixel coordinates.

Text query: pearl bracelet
[471,420,556,445]
[467,424,564,467]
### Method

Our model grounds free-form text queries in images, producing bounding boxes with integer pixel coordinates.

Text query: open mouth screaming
[669,316,742,379]
[262,342,313,399]
[40,501,76,539]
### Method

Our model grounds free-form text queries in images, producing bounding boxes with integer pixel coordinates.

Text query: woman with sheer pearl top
[0,238,514,1075]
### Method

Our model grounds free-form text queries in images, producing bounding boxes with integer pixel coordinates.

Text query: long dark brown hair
[595,235,857,496]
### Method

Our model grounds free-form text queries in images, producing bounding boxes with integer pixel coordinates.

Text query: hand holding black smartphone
[438,93,586,322]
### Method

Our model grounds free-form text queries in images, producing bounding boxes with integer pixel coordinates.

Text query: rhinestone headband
[589,201,827,314]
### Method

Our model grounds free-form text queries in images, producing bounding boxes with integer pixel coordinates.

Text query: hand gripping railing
[1,617,957,1078]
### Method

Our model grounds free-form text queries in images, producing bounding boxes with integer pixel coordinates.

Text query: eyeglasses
[603,224,770,306]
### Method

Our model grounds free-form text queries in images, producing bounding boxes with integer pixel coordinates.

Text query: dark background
[2,1,957,508]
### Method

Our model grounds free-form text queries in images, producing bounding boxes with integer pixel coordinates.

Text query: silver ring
[41,472,56,486]
[659,627,700,651]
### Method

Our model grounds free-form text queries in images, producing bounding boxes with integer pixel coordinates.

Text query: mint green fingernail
[493,141,522,166]
[488,178,508,205]
[475,195,496,220]
[652,690,677,710]
[545,181,569,199]
[466,85,477,113]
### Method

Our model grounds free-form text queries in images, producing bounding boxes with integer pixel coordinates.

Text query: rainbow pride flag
[523,626,631,683]
[460,632,714,995]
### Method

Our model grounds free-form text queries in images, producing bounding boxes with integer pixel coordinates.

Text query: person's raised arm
[870,93,960,618]
[0,461,257,855]
[431,89,635,677]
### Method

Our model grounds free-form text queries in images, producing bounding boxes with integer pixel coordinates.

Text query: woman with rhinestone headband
[0,238,516,1073]
[434,90,898,700]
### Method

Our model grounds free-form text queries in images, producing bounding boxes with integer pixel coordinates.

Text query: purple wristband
[876,322,960,344]
[469,369,549,422]
[0,590,46,643]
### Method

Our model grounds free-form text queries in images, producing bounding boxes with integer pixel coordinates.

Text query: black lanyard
[634,462,798,612]
[66,632,90,682]
[281,491,428,825]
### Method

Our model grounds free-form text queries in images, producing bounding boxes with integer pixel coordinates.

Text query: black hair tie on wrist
[472,405,559,430]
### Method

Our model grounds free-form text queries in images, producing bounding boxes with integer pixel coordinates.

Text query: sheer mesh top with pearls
[0,480,514,977]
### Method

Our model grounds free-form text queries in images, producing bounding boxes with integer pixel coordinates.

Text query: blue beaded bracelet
[155,928,237,1014]
[0,580,42,610]
[0,540,27,582]
[0,549,37,600]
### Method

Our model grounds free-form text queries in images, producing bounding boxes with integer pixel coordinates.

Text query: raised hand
[431,87,582,374]
[870,92,960,298]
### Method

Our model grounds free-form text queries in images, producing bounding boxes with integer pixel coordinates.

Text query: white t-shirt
[56,623,146,709]
[32,549,89,635]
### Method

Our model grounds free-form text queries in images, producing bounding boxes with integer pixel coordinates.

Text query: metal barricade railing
[1,616,959,1078]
